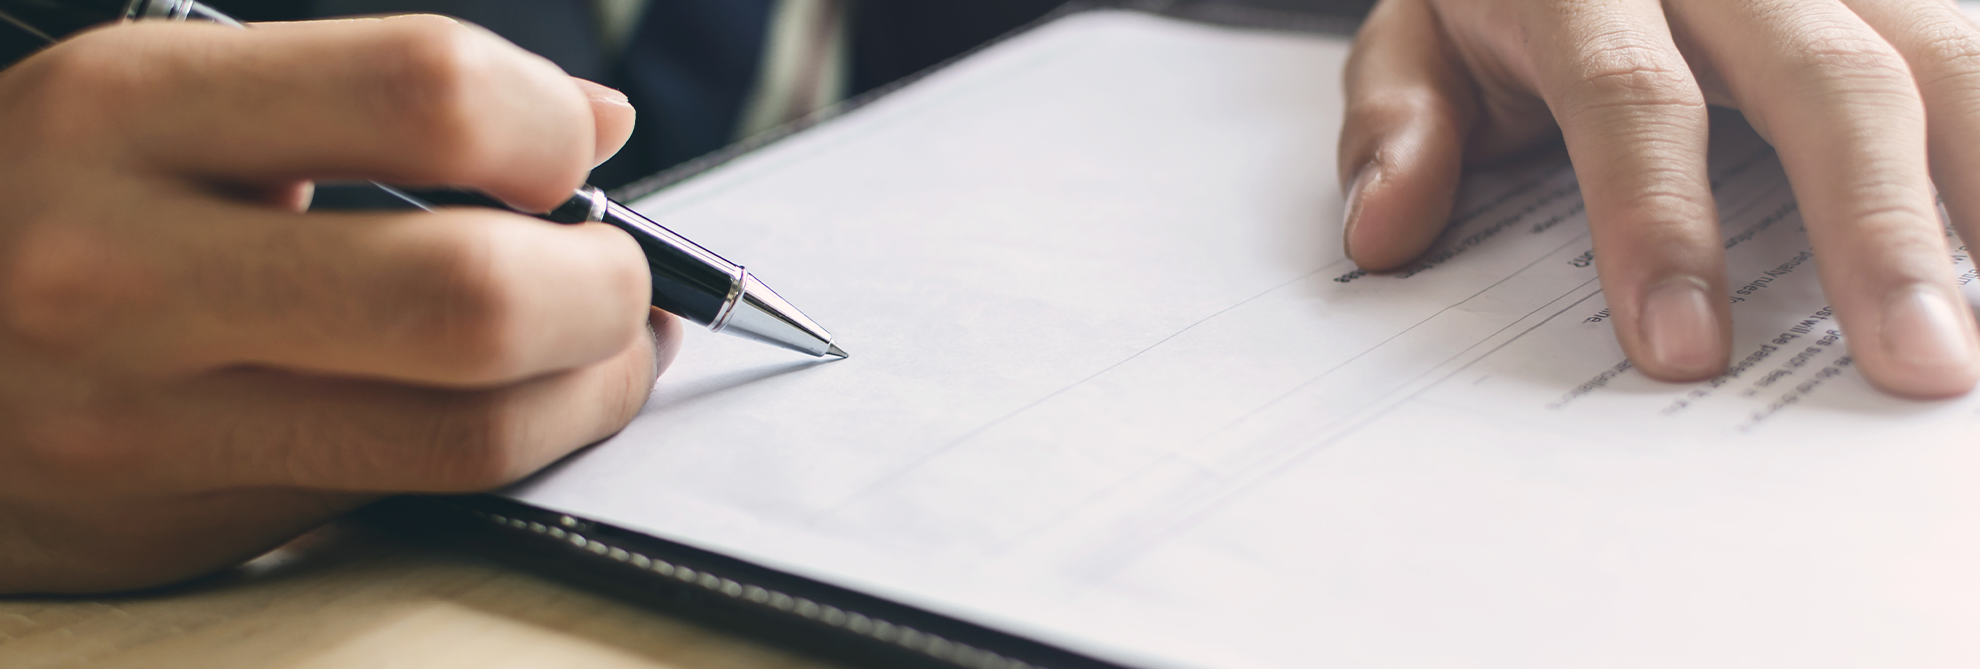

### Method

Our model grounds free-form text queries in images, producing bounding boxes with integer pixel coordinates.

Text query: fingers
[1669,0,1980,397]
[184,307,681,492]
[1525,0,1729,381]
[33,16,597,212]
[1847,0,1980,265]
[0,305,677,592]
[0,16,655,385]
[2,196,652,387]
[574,78,638,168]
[2,310,675,559]
[1338,0,1478,270]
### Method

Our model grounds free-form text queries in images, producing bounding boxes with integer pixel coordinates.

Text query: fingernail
[1881,284,1979,369]
[577,79,632,106]
[1342,163,1378,260]
[1640,277,1724,378]
[592,89,632,107]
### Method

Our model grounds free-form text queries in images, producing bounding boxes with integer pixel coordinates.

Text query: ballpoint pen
[0,0,848,359]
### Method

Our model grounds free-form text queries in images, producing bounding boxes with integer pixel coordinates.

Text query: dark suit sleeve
[0,21,41,69]
[309,0,605,82]
[0,0,311,70]
[848,0,1067,95]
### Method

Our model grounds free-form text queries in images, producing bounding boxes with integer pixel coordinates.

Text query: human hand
[0,16,677,593]
[1339,0,1980,398]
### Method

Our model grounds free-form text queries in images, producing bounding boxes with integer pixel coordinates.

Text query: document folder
[376,3,1980,668]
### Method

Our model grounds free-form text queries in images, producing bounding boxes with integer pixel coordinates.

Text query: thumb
[1338,0,1477,271]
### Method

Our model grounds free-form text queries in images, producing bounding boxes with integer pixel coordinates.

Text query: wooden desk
[0,521,840,669]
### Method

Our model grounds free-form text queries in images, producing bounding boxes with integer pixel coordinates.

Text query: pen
[0,0,847,359]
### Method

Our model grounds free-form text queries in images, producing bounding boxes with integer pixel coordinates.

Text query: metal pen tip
[825,344,849,359]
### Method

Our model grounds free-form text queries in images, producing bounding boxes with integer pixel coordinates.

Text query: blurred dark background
[1,0,1376,191]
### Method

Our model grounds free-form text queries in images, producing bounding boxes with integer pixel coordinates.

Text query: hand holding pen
[0,12,691,592]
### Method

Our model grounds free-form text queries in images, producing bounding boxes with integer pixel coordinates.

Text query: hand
[1339,0,1980,398]
[0,16,678,593]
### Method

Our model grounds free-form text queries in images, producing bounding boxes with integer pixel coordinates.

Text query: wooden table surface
[0,521,842,669]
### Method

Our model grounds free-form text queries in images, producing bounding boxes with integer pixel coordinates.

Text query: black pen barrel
[395,187,737,325]
[402,188,839,357]
[598,200,735,325]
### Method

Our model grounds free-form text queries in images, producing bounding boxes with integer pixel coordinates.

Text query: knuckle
[404,221,526,381]
[0,224,150,355]
[1836,193,1941,238]
[1842,214,1948,266]
[418,392,532,490]
[1590,167,1718,247]
[1805,175,1942,246]
[1612,195,1717,248]
[1910,24,1980,88]
[366,17,497,179]
[1776,22,1914,90]
[1850,204,1938,235]
[1,34,149,143]
[1614,182,1714,225]
[1916,23,1980,68]
[1346,89,1465,132]
[1556,40,1704,117]
[1340,89,1474,174]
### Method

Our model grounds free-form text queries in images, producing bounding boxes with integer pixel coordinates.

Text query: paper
[507,11,1980,668]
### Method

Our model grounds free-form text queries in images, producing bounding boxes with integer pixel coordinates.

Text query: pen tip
[826,344,849,359]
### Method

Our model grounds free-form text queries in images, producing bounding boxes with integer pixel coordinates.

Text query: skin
[10,1,1979,593]
[0,17,680,593]
[1340,0,1980,399]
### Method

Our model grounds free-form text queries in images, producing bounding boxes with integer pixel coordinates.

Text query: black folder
[374,4,1367,669]
[366,3,1980,669]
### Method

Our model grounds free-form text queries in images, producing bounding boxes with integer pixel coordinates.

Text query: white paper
[507,11,1980,668]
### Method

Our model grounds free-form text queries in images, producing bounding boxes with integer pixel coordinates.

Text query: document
[507,10,1980,668]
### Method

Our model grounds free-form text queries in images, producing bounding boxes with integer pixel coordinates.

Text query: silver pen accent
[591,195,845,359]
[377,184,845,358]
[123,0,239,25]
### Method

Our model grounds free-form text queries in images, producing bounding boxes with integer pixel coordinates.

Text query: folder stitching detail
[461,505,1042,669]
